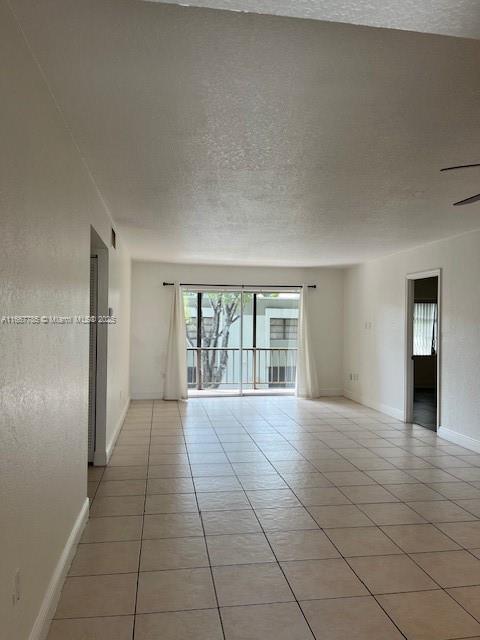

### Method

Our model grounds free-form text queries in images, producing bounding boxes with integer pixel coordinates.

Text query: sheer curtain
[296,286,320,398]
[163,283,188,400]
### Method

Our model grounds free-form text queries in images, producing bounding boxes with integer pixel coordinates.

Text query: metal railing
[187,347,297,390]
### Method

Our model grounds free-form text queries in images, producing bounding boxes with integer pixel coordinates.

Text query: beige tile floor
[49,396,480,640]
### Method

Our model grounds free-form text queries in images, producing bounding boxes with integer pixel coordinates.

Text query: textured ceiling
[10,0,480,266]
[146,0,480,40]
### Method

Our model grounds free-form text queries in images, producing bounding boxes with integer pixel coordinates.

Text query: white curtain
[296,286,320,398]
[413,302,437,356]
[163,283,188,400]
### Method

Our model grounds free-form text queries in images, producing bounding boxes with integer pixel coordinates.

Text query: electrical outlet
[12,569,20,606]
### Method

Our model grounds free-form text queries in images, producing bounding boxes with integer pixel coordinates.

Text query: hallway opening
[405,271,440,432]
[89,227,109,465]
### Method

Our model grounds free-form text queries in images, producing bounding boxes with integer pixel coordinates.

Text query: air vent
[111,227,116,249]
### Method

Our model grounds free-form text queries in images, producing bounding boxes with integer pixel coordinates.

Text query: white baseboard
[438,426,480,453]
[28,498,89,640]
[131,391,162,400]
[132,389,344,400]
[375,402,404,422]
[317,388,344,397]
[99,397,130,465]
[343,388,404,421]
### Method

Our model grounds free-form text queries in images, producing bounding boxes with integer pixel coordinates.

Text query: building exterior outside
[184,291,299,392]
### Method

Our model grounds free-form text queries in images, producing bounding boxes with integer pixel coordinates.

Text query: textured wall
[106,242,131,455]
[130,261,344,398]
[343,228,480,442]
[0,3,131,638]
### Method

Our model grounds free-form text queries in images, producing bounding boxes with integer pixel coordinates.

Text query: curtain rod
[162,282,316,289]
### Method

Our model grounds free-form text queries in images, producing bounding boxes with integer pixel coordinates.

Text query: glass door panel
[184,291,198,389]
[200,291,241,391]
[183,288,299,395]
[253,292,300,390]
[241,292,254,391]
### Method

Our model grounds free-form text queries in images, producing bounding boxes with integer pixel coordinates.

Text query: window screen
[270,318,298,341]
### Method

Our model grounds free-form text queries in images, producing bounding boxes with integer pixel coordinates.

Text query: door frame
[88,255,99,463]
[404,268,441,429]
[90,227,109,465]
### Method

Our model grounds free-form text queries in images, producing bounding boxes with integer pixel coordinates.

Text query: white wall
[105,243,131,460]
[344,229,480,448]
[131,261,344,398]
[0,4,131,639]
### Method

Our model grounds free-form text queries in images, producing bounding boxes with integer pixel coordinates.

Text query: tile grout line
[231,400,480,633]
[265,403,480,637]
[258,404,410,640]
[378,520,480,628]
[130,400,154,640]
[211,409,320,640]
[181,405,227,640]
[87,464,106,503]
[55,580,478,623]
[83,397,480,639]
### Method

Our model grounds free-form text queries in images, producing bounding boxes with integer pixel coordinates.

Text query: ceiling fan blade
[453,193,480,206]
[441,163,480,172]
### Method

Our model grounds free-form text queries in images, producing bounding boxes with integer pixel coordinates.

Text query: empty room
[2,1,480,639]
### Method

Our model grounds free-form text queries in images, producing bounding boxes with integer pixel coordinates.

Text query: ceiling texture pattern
[9,0,480,265]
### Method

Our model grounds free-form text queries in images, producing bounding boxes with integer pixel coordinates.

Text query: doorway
[183,288,300,396]
[88,228,108,464]
[405,271,440,431]
[88,254,98,462]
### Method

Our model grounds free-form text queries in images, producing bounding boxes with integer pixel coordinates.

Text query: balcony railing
[186,347,297,390]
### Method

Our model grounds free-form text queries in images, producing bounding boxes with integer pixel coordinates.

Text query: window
[200,316,214,340]
[270,318,298,342]
[184,291,198,347]
[183,289,299,392]
[186,319,197,345]
[186,316,215,344]
[413,302,437,356]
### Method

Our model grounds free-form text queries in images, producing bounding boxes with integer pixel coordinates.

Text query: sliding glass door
[183,288,300,395]
[184,290,242,393]
[244,291,300,391]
